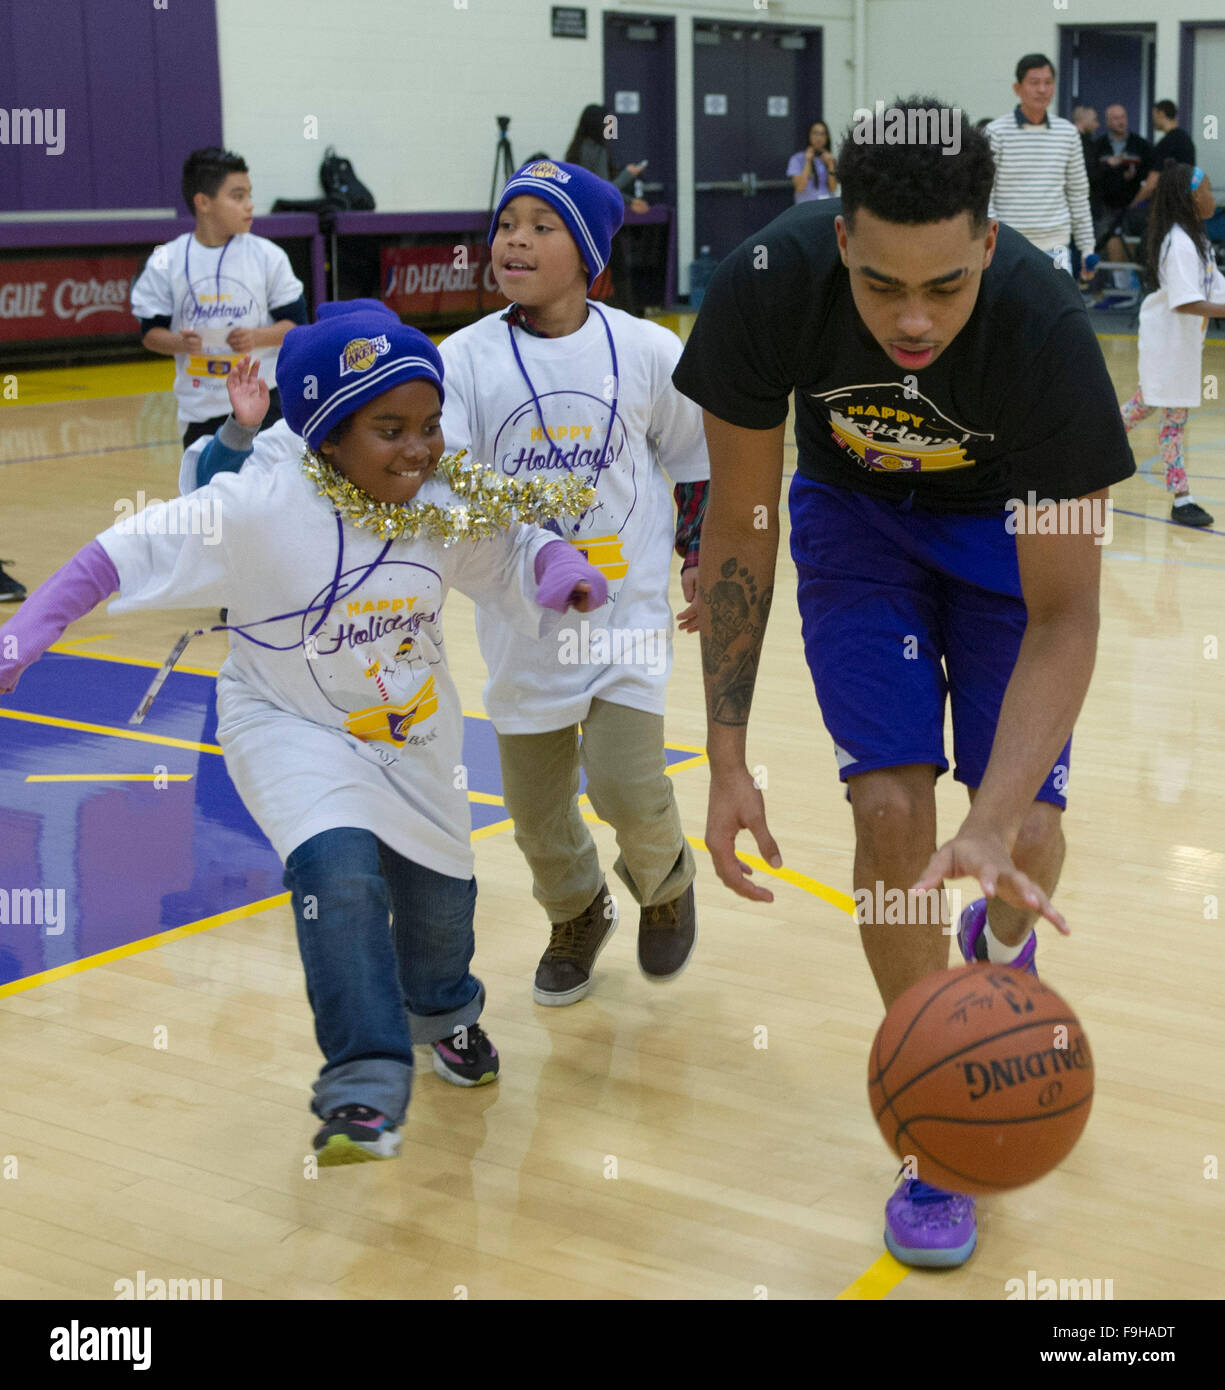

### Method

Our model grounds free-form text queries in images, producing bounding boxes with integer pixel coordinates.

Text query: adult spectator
[984,54,1096,278]
[1093,105,1152,267]
[565,105,648,215]
[787,120,838,203]
[1070,105,1104,278]
[984,56,1090,276]
[1122,101,1197,240]
[1071,106,1104,218]
[564,105,650,312]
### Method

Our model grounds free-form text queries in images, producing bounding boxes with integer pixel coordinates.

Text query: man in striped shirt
[985,54,1096,280]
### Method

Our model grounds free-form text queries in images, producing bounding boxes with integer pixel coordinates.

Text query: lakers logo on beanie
[490,159,625,289]
[277,303,444,449]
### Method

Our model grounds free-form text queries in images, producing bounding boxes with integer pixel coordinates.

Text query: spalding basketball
[868,963,1093,1195]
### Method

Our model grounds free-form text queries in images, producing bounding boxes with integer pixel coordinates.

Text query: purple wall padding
[151,0,223,212]
[0,0,221,214]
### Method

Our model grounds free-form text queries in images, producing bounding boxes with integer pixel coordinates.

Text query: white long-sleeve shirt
[102,429,554,875]
[986,110,1095,255]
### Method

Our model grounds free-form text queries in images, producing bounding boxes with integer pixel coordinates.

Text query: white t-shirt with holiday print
[1138,225,1225,407]
[99,429,553,878]
[130,231,303,426]
[439,304,709,734]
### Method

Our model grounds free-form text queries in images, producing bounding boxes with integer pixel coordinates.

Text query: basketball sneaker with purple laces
[957,897,1037,976]
[885,1177,978,1268]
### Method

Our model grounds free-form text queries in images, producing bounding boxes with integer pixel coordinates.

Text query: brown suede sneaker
[637,883,697,982]
[533,883,619,1006]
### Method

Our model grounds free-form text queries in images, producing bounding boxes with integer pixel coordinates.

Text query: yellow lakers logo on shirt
[571,534,628,581]
[811,382,995,473]
[346,675,439,745]
[339,334,391,376]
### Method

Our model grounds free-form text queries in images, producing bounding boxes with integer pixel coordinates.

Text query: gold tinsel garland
[299,448,595,544]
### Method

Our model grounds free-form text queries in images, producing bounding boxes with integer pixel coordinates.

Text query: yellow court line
[835,1252,910,1300]
[26,773,193,783]
[0,359,175,409]
[0,706,222,755]
[0,892,290,999]
[471,815,515,842]
[49,639,220,677]
[676,832,857,916]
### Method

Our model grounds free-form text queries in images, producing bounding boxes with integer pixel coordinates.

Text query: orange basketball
[868,963,1093,1195]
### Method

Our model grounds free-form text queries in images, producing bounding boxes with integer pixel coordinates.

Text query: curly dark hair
[836,96,995,232]
[181,146,248,215]
[1145,160,1211,292]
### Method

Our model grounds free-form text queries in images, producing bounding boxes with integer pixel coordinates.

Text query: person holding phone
[788,120,838,203]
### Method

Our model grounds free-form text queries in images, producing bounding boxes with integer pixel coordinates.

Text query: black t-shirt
[1151,127,1197,176]
[672,200,1136,514]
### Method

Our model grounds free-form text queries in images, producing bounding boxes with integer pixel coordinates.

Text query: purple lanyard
[224,514,393,652]
[184,234,233,325]
[506,302,619,535]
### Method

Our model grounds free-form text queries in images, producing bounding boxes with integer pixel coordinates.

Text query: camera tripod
[480,116,516,312]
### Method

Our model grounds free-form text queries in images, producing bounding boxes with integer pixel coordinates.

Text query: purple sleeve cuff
[534,539,609,612]
[0,540,119,692]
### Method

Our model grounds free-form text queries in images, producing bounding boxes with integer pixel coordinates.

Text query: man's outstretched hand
[913,829,1069,934]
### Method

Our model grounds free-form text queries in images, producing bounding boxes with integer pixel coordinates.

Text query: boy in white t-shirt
[1120,164,1225,526]
[0,307,604,1164]
[440,160,710,1006]
[131,147,307,449]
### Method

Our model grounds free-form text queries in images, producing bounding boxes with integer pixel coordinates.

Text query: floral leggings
[1120,390,1189,494]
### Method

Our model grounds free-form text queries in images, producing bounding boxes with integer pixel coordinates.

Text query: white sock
[1173,494,1195,507]
[984,916,1032,964]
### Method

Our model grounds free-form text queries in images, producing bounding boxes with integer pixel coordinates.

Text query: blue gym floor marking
[0,652,699,989]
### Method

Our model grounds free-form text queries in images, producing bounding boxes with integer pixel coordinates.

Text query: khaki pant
[496,698,695,923]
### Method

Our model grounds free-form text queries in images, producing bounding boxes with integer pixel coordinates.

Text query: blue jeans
[283,827,483,1126]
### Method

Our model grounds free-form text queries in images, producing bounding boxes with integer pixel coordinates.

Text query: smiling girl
[0,304,604,1164]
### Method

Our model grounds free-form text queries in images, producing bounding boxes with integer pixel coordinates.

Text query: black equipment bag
[319,146,376,211]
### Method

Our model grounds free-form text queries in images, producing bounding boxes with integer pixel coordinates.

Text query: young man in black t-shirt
[673,99,1134,1269]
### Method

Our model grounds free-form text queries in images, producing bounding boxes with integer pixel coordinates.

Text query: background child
[1120,163,1225,527]
[0,306,604,1164]
[131,146,308,449]
[440,160,709,1006]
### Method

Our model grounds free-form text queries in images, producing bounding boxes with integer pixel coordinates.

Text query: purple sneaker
[885,1178,977,1268]
[957,897,1037,976]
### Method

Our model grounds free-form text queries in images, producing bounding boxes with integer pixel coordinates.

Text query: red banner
[380,242,509,317]
[0,254,145,341]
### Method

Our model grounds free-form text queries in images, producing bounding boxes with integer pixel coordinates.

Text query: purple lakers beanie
[490,159,625,289]
[277,302,444,450]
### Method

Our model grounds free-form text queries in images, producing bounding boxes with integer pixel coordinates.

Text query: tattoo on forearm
[699,557,773,726]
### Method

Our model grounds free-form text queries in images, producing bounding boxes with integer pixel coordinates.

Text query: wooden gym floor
[0,326,1222,1301]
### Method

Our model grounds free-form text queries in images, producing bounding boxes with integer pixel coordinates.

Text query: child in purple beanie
[0,305,604,1165]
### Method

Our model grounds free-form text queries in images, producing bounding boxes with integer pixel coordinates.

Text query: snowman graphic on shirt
[301,560,444,751]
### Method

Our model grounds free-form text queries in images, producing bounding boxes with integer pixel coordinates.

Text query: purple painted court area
[0,653,698,988]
